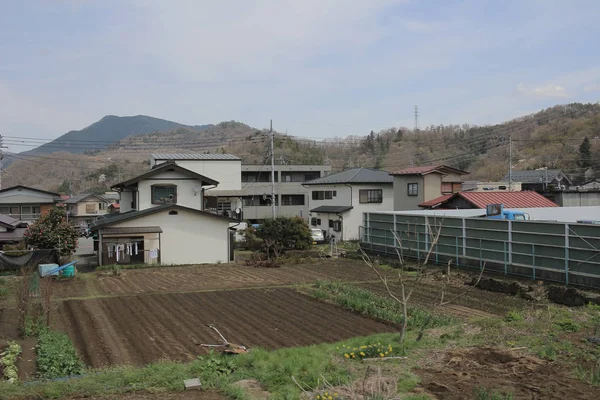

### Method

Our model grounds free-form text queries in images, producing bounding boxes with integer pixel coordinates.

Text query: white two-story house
[303,168,394,241]
[91,161,233,266]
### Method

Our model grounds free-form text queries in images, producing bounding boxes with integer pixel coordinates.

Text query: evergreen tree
[579,136,592,168]
[24,206,78,258]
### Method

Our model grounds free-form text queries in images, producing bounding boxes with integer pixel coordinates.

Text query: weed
[555,319,581,333]
[474,387,514,400]
[575,363,600,386]
[195,351,236,378]
[0,277,6,285]
[504,311,524,323]
[340,343,396,360]
[0,287,7,297]
[536,345,557,361]
[309,281,455,330]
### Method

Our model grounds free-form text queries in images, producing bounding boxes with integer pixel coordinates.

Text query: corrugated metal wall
[361,212,600,288]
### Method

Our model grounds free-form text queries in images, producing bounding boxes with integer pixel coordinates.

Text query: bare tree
[361,216,485,346]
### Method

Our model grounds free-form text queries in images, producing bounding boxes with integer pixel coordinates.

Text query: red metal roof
[459,191,558,208]
[418,194,453,208]
[391,164,469,176]
[111,203,120,209]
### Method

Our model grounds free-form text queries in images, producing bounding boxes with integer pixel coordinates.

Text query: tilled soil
[54,260,383,298]
[54,288,396,368]
[416,347,599,399]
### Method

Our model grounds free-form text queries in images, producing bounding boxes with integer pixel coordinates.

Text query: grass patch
[0,287,7,297]
[309,280,456,330]
[0,333,410,400]
[474,387,514,400]
[504,311,524,323]
[555,319,581,333]
[575,364,600,386]
[37,330,85,379]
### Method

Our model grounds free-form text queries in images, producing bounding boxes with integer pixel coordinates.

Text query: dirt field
[51,260,383,299]
[54,288,395,367]
[416,347,597,399]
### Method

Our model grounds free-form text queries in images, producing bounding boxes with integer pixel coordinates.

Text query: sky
[1,0,600,152]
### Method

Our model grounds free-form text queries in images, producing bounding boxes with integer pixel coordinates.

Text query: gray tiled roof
[0,213,21,228]
[64,194,105,204]
[503,169,570,184]
[151,153,240,161]
[303,168,393,185]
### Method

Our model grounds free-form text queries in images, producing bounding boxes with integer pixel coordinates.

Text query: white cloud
[516,83,569,98]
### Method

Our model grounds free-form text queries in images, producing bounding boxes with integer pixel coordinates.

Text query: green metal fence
[360,212,600,289]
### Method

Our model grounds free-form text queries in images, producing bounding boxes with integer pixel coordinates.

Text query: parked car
[310,228,325,244]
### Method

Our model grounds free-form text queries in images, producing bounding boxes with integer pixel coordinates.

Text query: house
[0,214,28,249]
[150,153,242,190]
[503,169,572,192]
[108,203,120,214]
[419,191,558,209]
[64,194,110,226]
[208,164,331,222]
[390,165,469,211]
[302,168,393,241]
[581,179,600,190]
[92,160,233,266]
[0,185,62,222]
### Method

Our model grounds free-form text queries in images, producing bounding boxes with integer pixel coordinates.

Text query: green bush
[37,330,84,379]
[256,217,312,256]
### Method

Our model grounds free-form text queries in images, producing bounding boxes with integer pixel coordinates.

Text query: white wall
[156,160,241,190]
[119,191,134,213]
[137,170,204,211]
[308,183,393,240]
[369,206,600,222]
[105,208,230,264]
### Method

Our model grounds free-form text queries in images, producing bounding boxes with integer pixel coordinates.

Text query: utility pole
[0,135,6,190]
[508,136,512,191]
[270,120,276,218]
[414,105,419,132]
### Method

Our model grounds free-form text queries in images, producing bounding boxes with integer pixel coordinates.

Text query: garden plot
[55,288,395,368]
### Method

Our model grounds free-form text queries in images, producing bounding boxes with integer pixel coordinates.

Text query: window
[85,203,96,213]
[1,206,20,216]
[329,219,334,228]
[304,172,319,181]
[407,183,418,196]
[99,202,106,210]
[359,189,383,203]
[310,217,321,226]
[312,190,336,200]
[441,182,452,194]
[281,195,305,206]
[332,220,341,232]
[217,202,231,211]
[152,185,177,204]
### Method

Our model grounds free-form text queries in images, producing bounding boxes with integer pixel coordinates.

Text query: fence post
[564,223,569,285]
[532,243,536,280]
[462,218,467,258]
[384,229,388,255]
[417,223,421,262]
[503,240,507,275]
[479,238,483,269]
[507,220,513,265]
[455,236,459,266]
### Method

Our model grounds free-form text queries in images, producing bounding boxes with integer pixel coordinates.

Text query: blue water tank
[39,263,59,277]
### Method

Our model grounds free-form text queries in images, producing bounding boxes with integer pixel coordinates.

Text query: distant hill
[20,115,212,156]
[4,103,600,193]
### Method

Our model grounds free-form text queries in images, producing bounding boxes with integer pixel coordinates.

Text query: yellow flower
[344,354,349,359]
[352,354,355,358]
[328,397,333,400]
[385,351,389,355]
[324,393,328,396]
[316,396,321,400]
[334,393,338,397]
[380,353,385,357]
[360,352,365,356]
[350,352,354,356]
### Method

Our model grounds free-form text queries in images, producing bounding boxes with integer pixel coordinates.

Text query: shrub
[256,217,312,257]
[37,330,84,379]
[24,206,78,258]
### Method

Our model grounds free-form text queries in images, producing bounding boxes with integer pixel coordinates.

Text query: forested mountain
[3,103,600,194]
